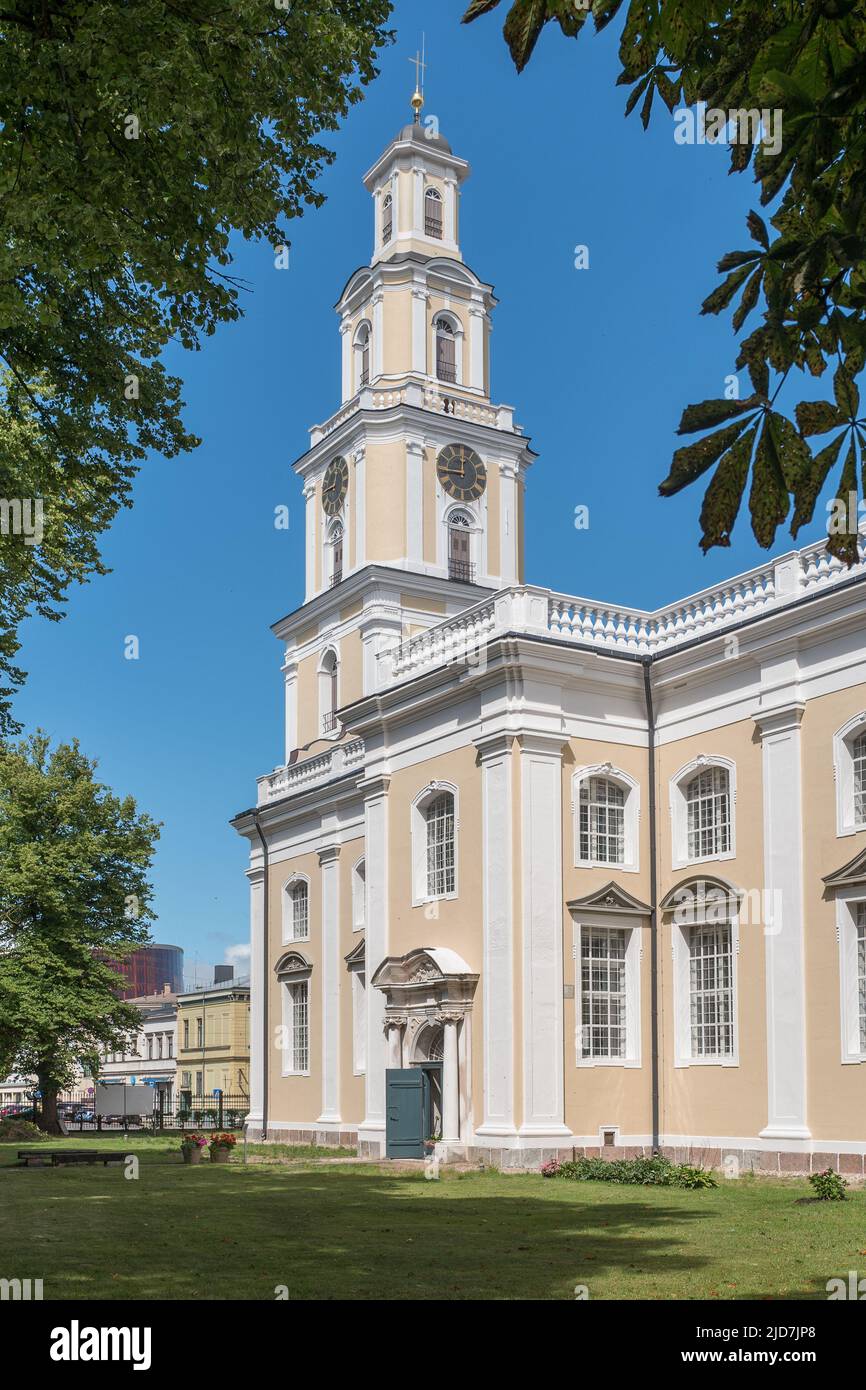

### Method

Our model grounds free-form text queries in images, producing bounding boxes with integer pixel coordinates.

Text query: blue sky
[13,1,832,972]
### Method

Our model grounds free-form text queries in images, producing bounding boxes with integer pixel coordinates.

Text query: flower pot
[181,1146,202,1165]
[210,1146,231,1163]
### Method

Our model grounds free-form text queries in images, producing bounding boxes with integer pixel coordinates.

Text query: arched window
[579,777,625,865]
[355,323,370,389]
[382,192,393,244]
[855,731,866,826]
[426,792,455,898]
[447,510,474,583]
[328,520,343,588]
[685,766,731,860]
[282,878,309,943]
[425,186,443,239]
[435,316,456,384]
[319,648,339,735]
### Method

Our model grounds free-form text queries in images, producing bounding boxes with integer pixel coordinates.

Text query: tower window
[320,648,339,734]
[448,512,474,583]
[435,317,456,384]
[328,521,343,588]
[355,323,370,389]
[382,193,392,244]
[425,186,443,239]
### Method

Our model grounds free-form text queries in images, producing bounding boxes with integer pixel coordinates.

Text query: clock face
[436,443,487,501]
[321,456,348,516]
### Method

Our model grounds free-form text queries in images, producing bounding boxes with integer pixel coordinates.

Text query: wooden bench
[17,1149,126,1168]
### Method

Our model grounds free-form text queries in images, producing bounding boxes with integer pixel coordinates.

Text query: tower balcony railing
[257,737,365,805]
[425,216,443,238]
[436,362,457,384]
[448,558,476,584]
[309,380,517,444]
[375,532,866,688]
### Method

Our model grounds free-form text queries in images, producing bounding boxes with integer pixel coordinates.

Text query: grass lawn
[1,1137,862,1300]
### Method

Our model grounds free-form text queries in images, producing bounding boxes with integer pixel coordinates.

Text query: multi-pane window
[858,902,866,1053]
[686,767,731,859]
[689,923,734,1058]
[290,881,309,940]
[579,777,625,864]
[426,792,455,897]
[382,193,392,243]
[435,318,456,383]
[580,928,627,1059]
[425,186,443,238]
[285,980,309,1073]
[854,732,866,826]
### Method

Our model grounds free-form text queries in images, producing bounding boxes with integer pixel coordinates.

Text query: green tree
[0,733,160,1133]
[0,0,394,732]
[463,0,866,562]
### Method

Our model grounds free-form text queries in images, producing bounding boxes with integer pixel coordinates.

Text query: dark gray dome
[396,122,452,154]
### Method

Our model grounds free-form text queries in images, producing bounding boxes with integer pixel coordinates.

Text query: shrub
[0,1118,45,1143]
[809,1167,847,1201]
[546,1154,717,1189]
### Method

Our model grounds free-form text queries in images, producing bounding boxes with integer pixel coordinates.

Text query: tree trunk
[35,1072,62,1135]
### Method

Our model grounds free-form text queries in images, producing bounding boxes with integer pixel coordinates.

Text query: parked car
[70,1108,95,1122]
[1,1106,35,1120]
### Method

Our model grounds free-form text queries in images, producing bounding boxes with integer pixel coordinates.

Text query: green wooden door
[385,1068,428,1159]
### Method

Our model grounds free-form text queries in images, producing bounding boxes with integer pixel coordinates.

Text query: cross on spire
[409,35,426,123]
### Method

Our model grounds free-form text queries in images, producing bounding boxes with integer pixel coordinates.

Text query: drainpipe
[253,814,269,1143]
[642,659,660,1153]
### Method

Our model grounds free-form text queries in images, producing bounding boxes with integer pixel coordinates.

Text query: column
[468,304,486,393]
[303,480,316,600]
[359,775,390,1147]
[499,463,518,584]
[246,865,265,1136]
[282,660,298,763]
[475,735,516,1136]
[317,846,341,1124]
[518,733,571,1139]
[385,1016,405,1068]
[340,318,352,401]
[756,702,811,1139]
[372,291,384,379]
[406,438,424,566]
[442,1014,461,1143]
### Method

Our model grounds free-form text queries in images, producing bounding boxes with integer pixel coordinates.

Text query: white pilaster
[475,735,516,1136]
[359,776,389,1145]
[246,865,265,1134]
[756,701,811,1139]
[339,319,352,402]
[411,287,428,374]
[499,463,518,584]
[468,304,486,393]
[353,444,366,572]
[283,661,298,762]
[303,480,316,600]
[406,438,424,566]
[386,1017,404,1068]
[413,168,423,235]
[317,846,341,1124]
[442,1015,461,1142]
[372,292,384,380]
[444,177,456,243]
[518,733,571,1139]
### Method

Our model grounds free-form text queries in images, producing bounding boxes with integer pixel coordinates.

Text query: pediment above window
[660,875,742,922]
[823,845,866,890]
[274,951,312,982]
[567,882,650,916]
[344,938,366,969]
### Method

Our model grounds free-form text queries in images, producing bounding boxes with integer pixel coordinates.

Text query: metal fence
[27,1091,250,1133]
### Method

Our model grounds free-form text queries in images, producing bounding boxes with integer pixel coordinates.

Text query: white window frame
[411,780,459,907]
[670,755,736,869]
[281,978,310,1077]
[353,320,372,391]
[281,872,311,945]
[572,764,640,873]
[573,919,642,1068]
[424,185,443,239]
[432,311,464,386]
[351,856,366,932]
[833,712,866,837]
[349,962,366,1075]
[835,887,866,1063]
[671,893,739,1067]
[318,645,340,738]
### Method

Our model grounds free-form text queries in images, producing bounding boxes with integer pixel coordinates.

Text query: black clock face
[322,456,348,516]
[436,443,487,501]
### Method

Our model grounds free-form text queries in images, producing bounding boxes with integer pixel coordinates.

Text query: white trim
[669,754,736,870]
[317,847,341,1122]
[280,871,311,945]
[410,780,460,907]
[359,780,388,1136]
[351,855,366,932]
[280,978,310,1077]
[433,310,464,386]
[573,918,642,1068]
[672,907,740,1068]
[406,438,424,566]
[833,710,866,837]
[572,763,640,873]
[476,739,516,1136]
[350,965,367,1076]
[317,644,341,737]
[835,886,866,1064]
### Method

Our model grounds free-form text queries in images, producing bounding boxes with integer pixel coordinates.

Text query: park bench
[17,1149,126,1168]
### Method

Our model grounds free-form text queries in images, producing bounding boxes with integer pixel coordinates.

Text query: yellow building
[176,979,250,1102]
[232,100,866,1174]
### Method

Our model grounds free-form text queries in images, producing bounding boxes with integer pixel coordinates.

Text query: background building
[97,987,178,1108]
[176,969,250,1100]
[99,942,184,999]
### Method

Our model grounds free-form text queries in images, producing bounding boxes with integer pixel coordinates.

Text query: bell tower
[292,91,534,604]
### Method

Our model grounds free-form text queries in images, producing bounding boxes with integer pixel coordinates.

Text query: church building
[232,99,866,1173]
